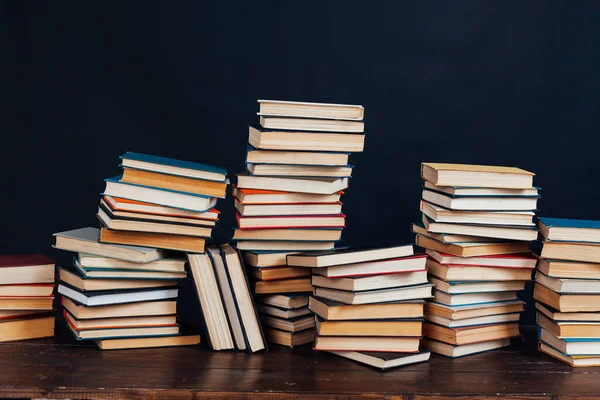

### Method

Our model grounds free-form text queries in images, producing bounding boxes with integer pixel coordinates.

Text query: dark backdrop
[3,1,600,324]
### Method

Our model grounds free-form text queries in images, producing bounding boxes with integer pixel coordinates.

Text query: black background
[3,2,600,324]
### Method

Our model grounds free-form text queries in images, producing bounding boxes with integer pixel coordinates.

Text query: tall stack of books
[414,163,539,358]
[288,246,433,370]
[0,254,55,342]
[233,100,366,347]
[534,217,600,367]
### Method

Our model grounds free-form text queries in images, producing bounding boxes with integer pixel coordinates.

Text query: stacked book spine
[414,163,539,358]
[288,245,432,370]
[0,254,55,342]
[534,218,600,367]
[233,100,366,347]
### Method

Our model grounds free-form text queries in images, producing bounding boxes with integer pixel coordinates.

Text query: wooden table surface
[1,325,599,399]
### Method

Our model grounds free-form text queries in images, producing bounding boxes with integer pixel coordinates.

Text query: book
[74,258,187,280]
[0,254,54,285]
[59,267,176,291]
[249,126,365,152]
[236,173,349,195]
[538,217,600,243]
[425,313,521,328]
[537,313,600,338]
[242,251,297,267]
[0,310,46,320]
[0,284,54,297]
[67,322,179,340]
[535,302,600,322]
[412,223,505,244]
[257,294,309,309]
[425,300,525,320]
[0,297,54,310]
[422,190,538,211]
[432,290,518,306]
[260,315,315,332]
[536,271,600,293]
[421,163,535,189]
[250,266,311,281]
[76,253,185,273]
[540,241,600,263]
[423,322,520,345]
[121,168,227,198]
[429,277,527,294]
[187,253,235,351]
[540,328,600,355]
[96,334,200,350]
[104,196,220,220]
[234,200,343,216]
[0,315,54,342]
[247,163,354,178]
[534,282,600,312]
[311,270,428,292]
[422,338,511,358]
[120,151,227,182]
[100,227,205,253]
[311,255,427,278]
[236,241,336,252]
[100,202,217,228]
[256,304,311,319]
[61,297,176,319]
[287,245,414,268]
[263,327,313,347]
[423,181,540,197]
[537,258,600,280]
[313,284,432,305]
[97,207,213,237]
[426,250,537,268]
[420,202,535,226]
[314,336,420,352]
[220,245,267,353]
[316,318,422,337]
[422,215,538,241]
[237,214,346,229]
[259,116,364,133]
[539,341,600,367]
[58,285,178,307]
[415,235,530,257]
[206,246,247,351]
[234,187,342,204]
[257,100,364,120]
[328,351,430,371]
[246,148,349,166]
[64,311,177,330]
[54,227,165,263]
[254,278,313,294]
[309,297,424,320]
[427,258,534,281]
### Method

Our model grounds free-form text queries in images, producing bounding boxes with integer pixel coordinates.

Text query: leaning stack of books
[233,100,366,347]
[414,163,540,357]
[288,246,433,370]
[534,217,600,367]
[0,254,55,342]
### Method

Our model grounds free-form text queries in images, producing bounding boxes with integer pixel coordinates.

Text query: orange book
[104,196,219,220]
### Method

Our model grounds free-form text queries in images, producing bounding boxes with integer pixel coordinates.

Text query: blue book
[539,217,600,243]
[120,152,227,182]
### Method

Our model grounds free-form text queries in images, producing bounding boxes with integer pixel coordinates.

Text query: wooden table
[1,325,599,399]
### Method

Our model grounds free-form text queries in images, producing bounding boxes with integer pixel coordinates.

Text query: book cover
[120,152,227,177]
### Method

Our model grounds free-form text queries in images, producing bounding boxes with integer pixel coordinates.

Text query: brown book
[61,297,176,319]
[424,300,524,321]
[421,163,534,189]
[259,315,315,333]
[415,235,530,257]
[0,315,54,342]
[263,327,313,347]
[257,99,364,120]
[121,168,227,198]
[257,294,309,310]
[309,297,424,320]
[96,334,200,350]
[0,297,54,310]
[233,228,342,242]
[249,126,365,152]
[537,312,600,338]
[534,282,600,312]
[423,338,511,358]
[540,241,600,263]
[537,258,600,280]
[535,302,600,322]
[315,318,422,337]
[0,254,54,285]
[100,228,205,253]
[254,278,312,294]
[59,268,174,292]
[242,251,296,267]
[314,335,420,352]
[426,258,533,282]
[423,322,519,345]
[259,116,364,133]
[250,266,311,281]
[539,342,600,367]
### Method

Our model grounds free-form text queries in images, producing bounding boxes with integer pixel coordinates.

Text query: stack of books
[534,217,600,367]
[414,163,539,357]
[288,246,433,370]
[233,100,366,347]
[0,254,55,342]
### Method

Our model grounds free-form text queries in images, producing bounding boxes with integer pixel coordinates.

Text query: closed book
[242,251,297,267]
[58,284,178,307]
[259,116,364,133]
[422,189,538,211]
[536,271,600,293]
[432,289,518,307]
[76,254,186,273]
[0,315,54,342]
[425,313,521,328]
[429,277,527,294]
[538,217,600,243]
[328,350,430,371]
[74,258,187,280]
[425,300,525,321]
[537,258,600,280]
[235,229,342,243]
[427,258,533,282]
[534,282,600,312]
[0,297,54,310]
[537,312,600,338]
[314,336,420,353]
[96,334,200,350]
[421,163,535,189]
[263,327,313,347]
[104,196,220,221]
[420,202,535,226]
[315,318,422,337]
[0,254,54,285]
[422,338,511,358]
[287,245,414,268]
[312,255,427,278]
[256,304,311,319]
[423,181,540,197]
[64,310,176,330]
[422,215,538,242]
[235,200,343,217]
[259,314,315,333]
[236,173,349,195]
[0,284,54,297]
[237,214,346,229]
[121,168,227,198]
[254,278,313,294]
[540,241,600,263]
[247,163,353,178]
[313,284,433,305]
[412,223,503,244]
[423,322,520,345]
[257,294,309,310]
[236,241,336,252]
[234,186,343,204]
[539,341,600,367]
[249,125,365,152]
[100,227,205,253]
[59,267,177,291]
[246,148,349,166]
[61,297,177,320]
[535,302,600,322]
[309,297,424,321]
[120,151,227,182]
[250,266,311,281]
[415,235,530,257]
[257,99,364,120]
[312,270,428,292]
[426,250,537,268]
[67,320,179,340]
[540,328,600,356]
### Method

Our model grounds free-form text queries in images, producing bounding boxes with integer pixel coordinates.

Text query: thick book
[426,249,537,268]
[421,163,535,189]
[536,270,600,293]
[100,200,217,228]
[540,328,600,356]
[263,327,313,347]
[257,294,309,310]
[426,258,534,281]
[420,202,535,226]
[309,297,424,320]
[61,297,176,319]
[422,338,511,358]
[234,186,343,204]
[67,321,179,340]
[259,314,315,333]
[64,310,176,331]
[234,200,343,216]
[103,177,217,212]
[432,289,518,307]
[311,270,428,292]
[254,278,313,294]
[415,235,530,257]
[423,322,520,345]
[311,254,427,278]
[74,258,187,280]
[538,217,600,243]
[412,223,504,244]
[534,282,600,312]
[313,284,433,305]
[422,189,538,211]
[250,266,311,281]
[59,267,176,291]
[535,302,600,322]
[96,334,200,350]
[429,277,526,294]
[537,312,600,338]
[0,284,54,297]
[58,284,178,307]
[540,241,600,263]
[237,173,349,195]
[259,116,364,133]
[247,163,353,178]
[246,147,349,167]
[237,214,346,229]
[0,315,54,342]
[249,126,365,152]
[314,335,420,353]
[120,151,227,182]
[257,99,364,120]
[121,168,227,198]
[104,196,220,221]
[76,253,186,273]
[236,241,336,252]
[422,215,538,242]
[423,181,540,197]
[54,227,165,263]
[537,258,600,280]
[0,297,54,310]
[316,318,422,337]
[328,350,430,371]
[425,312,521,328]
[100,227,205,253]
[287,245,414,268]
[0,254,54,285]
[242,251,297,267]
[257,304,311,319]
[424,300,525,321]
[539,341,600,367]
